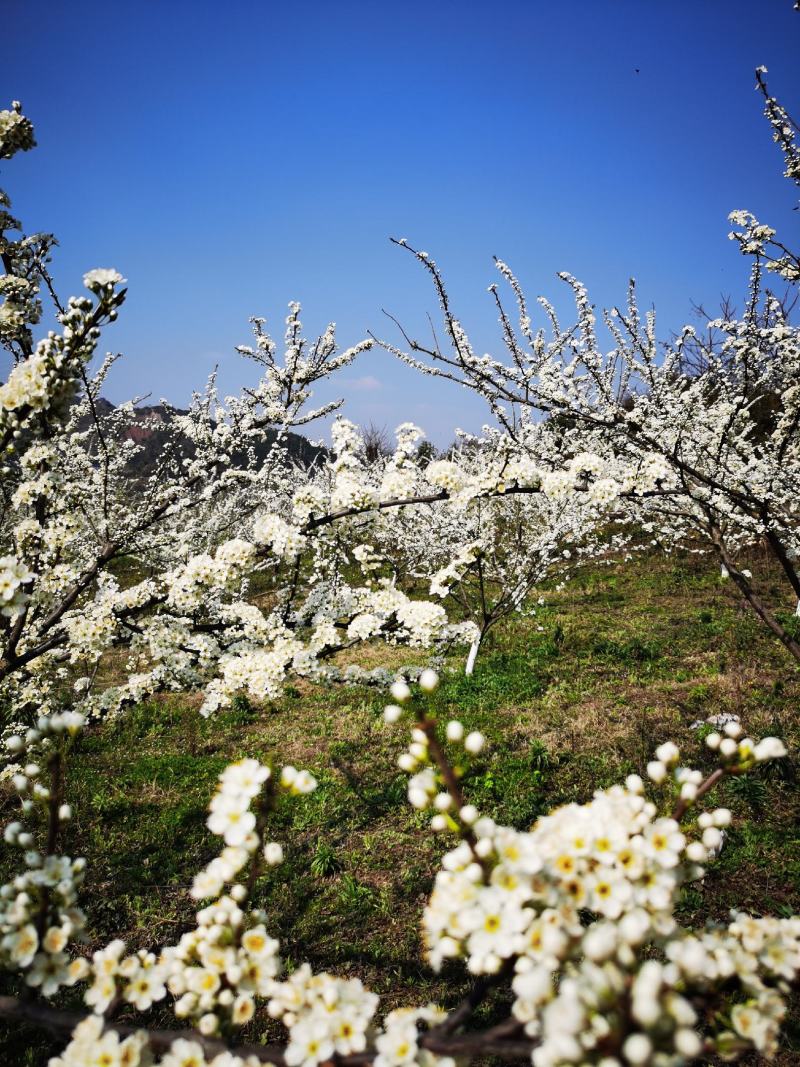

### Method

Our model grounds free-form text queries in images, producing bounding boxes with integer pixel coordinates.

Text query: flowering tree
[377,70,800,664]
[361,426,627,673]
[2,101,606,734]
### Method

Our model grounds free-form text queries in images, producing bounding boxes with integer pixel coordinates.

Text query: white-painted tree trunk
[720,564,729,578]
[465,635,481,676]
[795,598,800,618]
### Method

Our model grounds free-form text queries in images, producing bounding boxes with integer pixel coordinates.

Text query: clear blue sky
[4,0,799,445]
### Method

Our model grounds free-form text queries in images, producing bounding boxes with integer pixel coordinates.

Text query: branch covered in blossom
[377,70,800,662]
[0,673,795,1066]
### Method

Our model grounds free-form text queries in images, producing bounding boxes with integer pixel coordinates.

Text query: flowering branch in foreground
[0,672,796,1066]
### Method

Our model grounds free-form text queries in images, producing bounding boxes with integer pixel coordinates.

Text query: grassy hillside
[2,548,799,1063]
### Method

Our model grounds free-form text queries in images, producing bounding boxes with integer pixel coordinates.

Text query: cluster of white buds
[646,729,787,805]
[0,847,89,996]
[0,708,88,995]
[385,671,488,834]
[1,276,125,441]
[162,897,281,1034]
[704,719,788,768]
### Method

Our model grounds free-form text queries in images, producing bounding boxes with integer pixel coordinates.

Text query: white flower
[446,720,464,742]
[646,760,667,783]
[754,736,787,762]
[418,669,439,692]
[83,268,125,289]
[264,842,284,866]
[622,1033,652,1064]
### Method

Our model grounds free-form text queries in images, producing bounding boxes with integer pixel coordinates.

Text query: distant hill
[83,398,328,475]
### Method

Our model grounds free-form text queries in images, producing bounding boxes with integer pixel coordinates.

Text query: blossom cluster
[0,100,35,160]
[0,275,125,441]
[386,674,798,1065]
[0,712,88,997]
[268,967,379,1066]
[50,1015,260,1067]
[0,552,32,617]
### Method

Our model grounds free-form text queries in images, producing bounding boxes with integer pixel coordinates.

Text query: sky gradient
[4,0,800,445]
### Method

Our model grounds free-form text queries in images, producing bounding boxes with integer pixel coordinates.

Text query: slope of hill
[84,398,328,474]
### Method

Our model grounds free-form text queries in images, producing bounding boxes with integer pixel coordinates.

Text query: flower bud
[390,680,411,703]
[674,1030,702,1058]
[702,827,723,851]
[383,704,403,724]
[264,842,284,866]
[685,841,707,863]
[445,720,464,742]
[680,782,698,802]
[464,731,485,754]
[655,742,679,765]
[418,669,439,693]
[623,1034,652,1065]
[646,761,667,784]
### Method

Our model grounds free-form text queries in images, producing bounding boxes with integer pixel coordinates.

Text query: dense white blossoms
[376,70,800,665]
[0,714,90,999]
[268,968,379,1066]
[386,677,799,1065]
[0,673,795,1066]
[0,553,32,617]
[252,514,306,559]
[0,99,634,731]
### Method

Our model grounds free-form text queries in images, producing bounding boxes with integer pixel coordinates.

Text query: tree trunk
[465,633,482,676]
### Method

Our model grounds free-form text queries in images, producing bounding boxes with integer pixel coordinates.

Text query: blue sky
[4,0,799,445]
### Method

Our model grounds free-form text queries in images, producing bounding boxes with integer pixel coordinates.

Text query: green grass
[2,548,800,1062]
